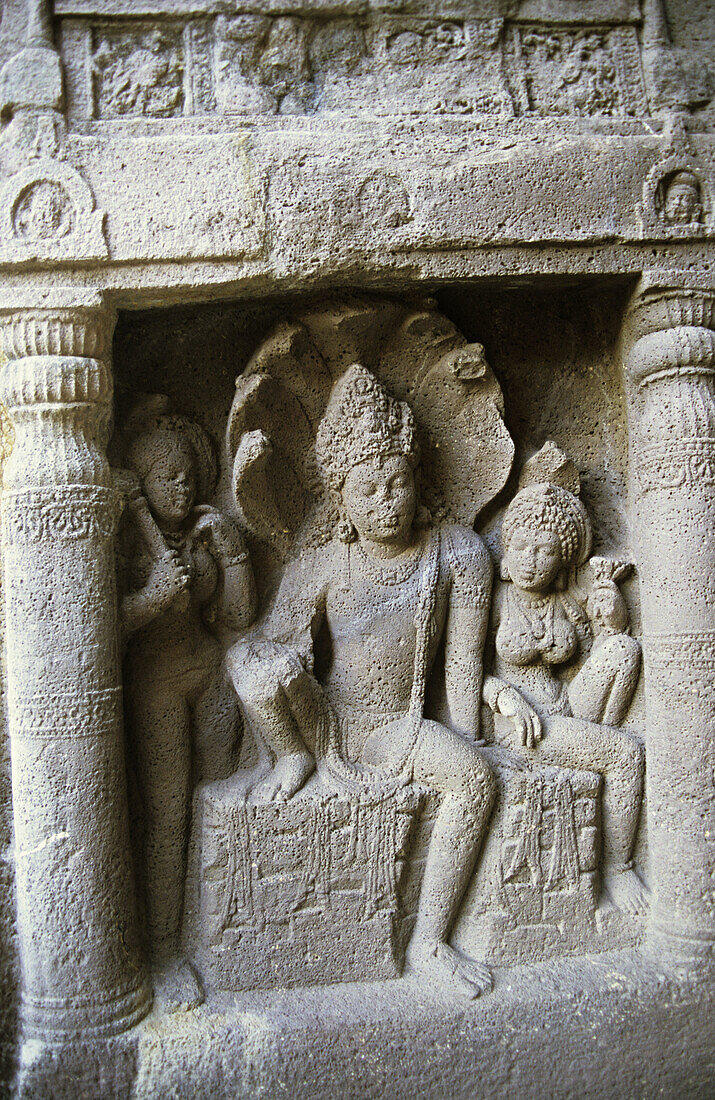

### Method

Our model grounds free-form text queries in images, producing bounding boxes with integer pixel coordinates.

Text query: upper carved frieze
[58,3,649,121]
[504,24,647,117]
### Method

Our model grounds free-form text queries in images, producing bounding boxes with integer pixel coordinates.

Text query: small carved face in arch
[342,454,417,546]
[13,181,74,241]
[143,437,197,527]
[503,525,562,592]
[662,170,702,225]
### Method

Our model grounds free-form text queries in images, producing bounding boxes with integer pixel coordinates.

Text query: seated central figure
[226,363,527,997]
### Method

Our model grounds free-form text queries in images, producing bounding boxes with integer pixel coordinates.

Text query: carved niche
[639,156,712,240]
[160,300,649,1004]
[0,158,108,263]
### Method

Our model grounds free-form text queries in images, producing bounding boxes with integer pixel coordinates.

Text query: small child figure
[569,559,641,729]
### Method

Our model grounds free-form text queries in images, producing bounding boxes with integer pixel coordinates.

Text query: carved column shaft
[0,291,151,1040]
[623,279,715,959]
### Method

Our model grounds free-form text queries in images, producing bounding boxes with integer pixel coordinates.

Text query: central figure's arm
[443,526,493,742]
[258,545,329,672]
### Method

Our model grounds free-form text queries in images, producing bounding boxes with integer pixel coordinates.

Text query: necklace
[510,588,554,642]
[354,535,424,585]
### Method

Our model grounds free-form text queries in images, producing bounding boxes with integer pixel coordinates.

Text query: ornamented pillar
[0,289,152,1044]
[622,272,715,961]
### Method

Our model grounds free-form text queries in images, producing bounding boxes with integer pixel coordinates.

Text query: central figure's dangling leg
[404,721,497,998]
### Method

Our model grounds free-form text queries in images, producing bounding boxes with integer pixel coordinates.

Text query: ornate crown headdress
[501,442,592,571]
[315,363,419,493]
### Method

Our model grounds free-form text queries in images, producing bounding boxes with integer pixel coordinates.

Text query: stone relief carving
[486,443,645,914]
[183,301,523,999]
[113,304,649,1013]
[505,24,648,117]
[215,14,314,116]
[3,485,119,543]
[356,171,411,228]
[0,157,108,262]
[640,160,712,239]
[118,395,256,1008]
[12,179,74,240]
[59,10,651,121]
[660,168,704,226]
[383,19,468,65]
[92,24,185,118]
[638,117,713,239]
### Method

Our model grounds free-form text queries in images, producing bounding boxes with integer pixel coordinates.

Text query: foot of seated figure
[152,954,204,1013]
[405,935,493,1000]
[252,750,315,802]
[601,865,649,917]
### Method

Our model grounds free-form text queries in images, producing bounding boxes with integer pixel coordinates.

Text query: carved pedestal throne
[455,757,603,965]
[184,777,429,992]
[185,758,605,994]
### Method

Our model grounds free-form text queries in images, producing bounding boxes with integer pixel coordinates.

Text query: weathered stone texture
[0,0,713,1096]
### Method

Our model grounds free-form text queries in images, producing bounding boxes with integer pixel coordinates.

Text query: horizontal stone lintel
[55,0,641,24]
[1,129,712,271]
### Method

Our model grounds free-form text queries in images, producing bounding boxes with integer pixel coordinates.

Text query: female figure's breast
[494,589,578,718]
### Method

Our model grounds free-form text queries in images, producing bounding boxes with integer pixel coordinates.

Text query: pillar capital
[622,270,715,354]
[621,272,715,500]
[0,287,114,364]
[0,290,116,489]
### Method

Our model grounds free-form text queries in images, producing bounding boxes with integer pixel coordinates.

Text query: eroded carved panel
[92,22,185,117]
[505,23,648,116]
[59,9,658,121]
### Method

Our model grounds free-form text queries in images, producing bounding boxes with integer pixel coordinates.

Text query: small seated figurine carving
[225,364,534,999]
[119,395,256,1008]
[485,443,646,916]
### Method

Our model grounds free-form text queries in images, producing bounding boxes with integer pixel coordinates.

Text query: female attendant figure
[227,364,536,999]
[121,398,256,1003]
[486,472,646,915]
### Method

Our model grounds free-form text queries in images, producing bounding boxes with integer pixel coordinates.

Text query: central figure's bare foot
[406,937,493,1000]
[602,866,649,916]
[253,750,315,802]
[153,955,204,1013]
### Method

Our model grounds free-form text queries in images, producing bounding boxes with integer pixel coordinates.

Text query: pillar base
[17,1032,140,1100]
[21,977,153,1043]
